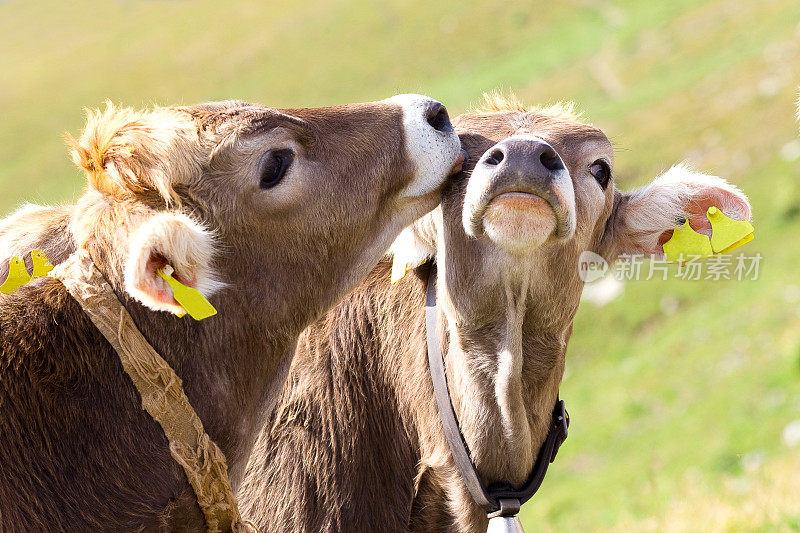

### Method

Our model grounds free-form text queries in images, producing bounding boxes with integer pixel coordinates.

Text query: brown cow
[238,95,751,532]
[0,95,463,530]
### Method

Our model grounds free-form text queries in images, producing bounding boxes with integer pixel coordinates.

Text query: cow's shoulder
[0,279,193,530]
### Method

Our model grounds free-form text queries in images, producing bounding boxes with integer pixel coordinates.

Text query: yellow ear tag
[156,266,217,321]
[1,255,32,294]
[390,257,409,284]
[662,220,713,263]
[158,265,186,318]
[30,249,54,278]
[707,206,754,254]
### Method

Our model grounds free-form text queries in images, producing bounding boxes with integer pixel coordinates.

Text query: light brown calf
[0,95,462,530]
[238,96,751,532]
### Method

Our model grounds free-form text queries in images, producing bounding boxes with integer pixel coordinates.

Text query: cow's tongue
[483,192,557,250]
[449,149,467,175]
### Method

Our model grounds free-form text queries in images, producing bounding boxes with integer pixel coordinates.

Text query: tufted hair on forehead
[66,101,205,206]
[472,91,586,123]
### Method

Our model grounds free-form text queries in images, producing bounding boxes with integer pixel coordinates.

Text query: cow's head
[62,96,461,323]
[393,93,751,330]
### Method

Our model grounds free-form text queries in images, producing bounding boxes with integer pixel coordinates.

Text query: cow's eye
[589,160,611,189]
[259,149,294,189]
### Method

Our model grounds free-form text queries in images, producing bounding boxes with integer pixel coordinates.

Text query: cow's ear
[124,212,222,315]
[388,210,438,282]
[601,164,751,260]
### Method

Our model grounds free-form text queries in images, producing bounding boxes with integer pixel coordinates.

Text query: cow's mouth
[467,187,573,251]
[481,191,558,250]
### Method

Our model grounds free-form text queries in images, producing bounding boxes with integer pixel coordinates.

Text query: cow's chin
[482,192,557,252]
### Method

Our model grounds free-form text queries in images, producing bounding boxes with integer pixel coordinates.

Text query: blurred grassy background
[1,0,799,530]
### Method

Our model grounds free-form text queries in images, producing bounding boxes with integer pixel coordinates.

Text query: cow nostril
[425,103,453,133]
[485,149,504,166]
[540,147,564,172]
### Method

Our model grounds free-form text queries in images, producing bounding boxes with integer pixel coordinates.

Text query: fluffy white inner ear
[124,212,222,315]
[618,163,751,256]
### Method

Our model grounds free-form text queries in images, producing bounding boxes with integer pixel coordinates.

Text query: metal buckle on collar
[487,498,522,519]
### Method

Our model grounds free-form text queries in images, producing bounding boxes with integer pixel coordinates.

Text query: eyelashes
[259,149,294,189]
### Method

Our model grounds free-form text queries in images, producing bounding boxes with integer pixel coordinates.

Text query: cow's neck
[435,259,567,487]
[109,228,395,489]
[125,282,296,488]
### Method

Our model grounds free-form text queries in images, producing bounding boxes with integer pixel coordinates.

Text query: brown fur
[0,97,457,530]
[238,98,752,532]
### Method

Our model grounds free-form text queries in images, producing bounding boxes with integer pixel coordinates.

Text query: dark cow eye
[259,149,294,189]
[589,160,611,189]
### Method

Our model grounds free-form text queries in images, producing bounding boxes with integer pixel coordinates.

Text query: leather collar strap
[424,263,569,518]
[51,250,253,533]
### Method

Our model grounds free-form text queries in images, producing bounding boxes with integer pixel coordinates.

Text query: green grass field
[2,0,799,530]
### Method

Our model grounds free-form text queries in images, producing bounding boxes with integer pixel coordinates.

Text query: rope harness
[424,263,569,529]
[51,250,253,533]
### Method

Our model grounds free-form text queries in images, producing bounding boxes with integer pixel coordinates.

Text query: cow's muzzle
[462,135,576,249]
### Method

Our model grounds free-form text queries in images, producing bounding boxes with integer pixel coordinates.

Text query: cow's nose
[463,134,576,241]
[479,137,565,184]
[383,94,462,199]
[424,101,453,133]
